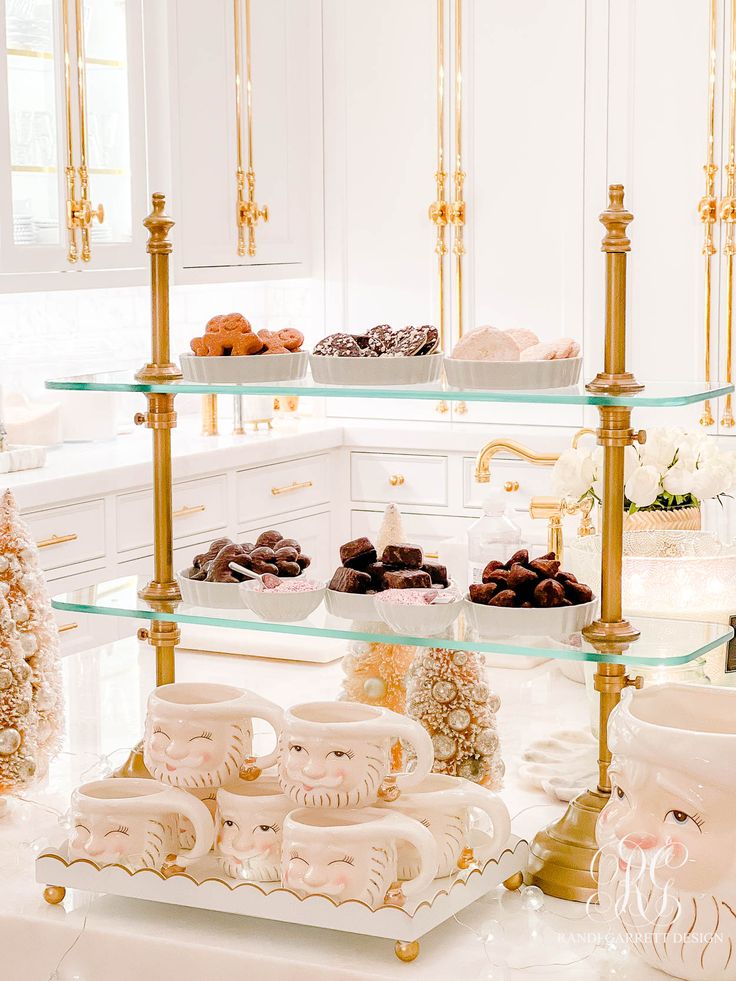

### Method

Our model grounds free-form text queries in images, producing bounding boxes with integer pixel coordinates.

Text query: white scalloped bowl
[309,352,444,387]
[445,356,581,391]
[374,584,463,637]
[240,579,326,623]
[177,571,247,610]
[180,350,308,384]
[324,588,378,621]
[463,594,598,639]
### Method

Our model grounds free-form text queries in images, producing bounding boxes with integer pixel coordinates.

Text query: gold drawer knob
[271,480,313,496]
[173,504,206,518]
[58,623,78,633]
[504,481,520,492]
[436,401,449,414]
[389,475,405,487]
[37,533,78,548]
[455,401,468,415]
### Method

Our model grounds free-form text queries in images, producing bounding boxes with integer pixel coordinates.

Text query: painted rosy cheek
[150,733,168,753]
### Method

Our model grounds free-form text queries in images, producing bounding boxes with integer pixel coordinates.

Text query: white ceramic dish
[444,356,582,391]
[240,579,326,623]
[463,594,598,639]
[374,584,463,637]
[180,350,308,384]
[324,588,378,621]
[177,571,246,610]
[309,352,444,387]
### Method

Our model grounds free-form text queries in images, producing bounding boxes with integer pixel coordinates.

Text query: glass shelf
[52,576,734,667]
[44,369,734,408]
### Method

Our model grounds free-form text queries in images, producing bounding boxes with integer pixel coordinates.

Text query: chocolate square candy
[365,561,388,591]
[381,543,423,568]
[339,536,378,570]
[421,561,449,587]
[383,569,432,589]
[329,566,372,594]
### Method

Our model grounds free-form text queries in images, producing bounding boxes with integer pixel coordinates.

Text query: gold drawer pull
[425,551,439,560]
[37,533,78,548]
[58,622,78,633]
[271,480,313,496]
[504,481,520,492]
[173,504,206,518]
[389,475,405,487]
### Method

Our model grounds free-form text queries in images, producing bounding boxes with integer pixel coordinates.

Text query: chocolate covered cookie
[417,326,440,355]
[256,530,284,549]
[469,582,497,605]
[313,333,362,357]
[421,561,449,587]
[381,543,423,568]
[193,537,233,569]
[383,569,432,589]
[340,537,378,569]
[384,326,429,358]
[366,325,396,355]
[329,566,372,593]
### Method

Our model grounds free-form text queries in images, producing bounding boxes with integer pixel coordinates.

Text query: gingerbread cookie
[232,333,265,356]
[274,328,304,352]
[206,313,252,335]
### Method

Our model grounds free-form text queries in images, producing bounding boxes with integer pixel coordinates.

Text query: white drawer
[120,540,215,579]
[463,456,556,513]
[235,455,330,525]
[117,476,228,554]
[239,512,331,581]
[351,510,471,561]
[350,453,448,507]
[25,499,105,573]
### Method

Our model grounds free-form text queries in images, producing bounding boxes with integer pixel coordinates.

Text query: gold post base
[43,885,66,905]
[527,788,608,902]
[139,580,182,603]
[112,741,151,779]
[585,372,643,395]
[135,362,183,383]
[582,618,641,645]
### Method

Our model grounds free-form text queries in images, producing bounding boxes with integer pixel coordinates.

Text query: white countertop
[0,640,671,981]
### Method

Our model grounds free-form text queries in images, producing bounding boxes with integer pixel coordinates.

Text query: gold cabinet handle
[58,622,78,633]
[504,481,520,492]
[389,475,406,487]
[271,480,313,497]
[37,533,78,548]
[425,551,439,560]
[173,504,206,518]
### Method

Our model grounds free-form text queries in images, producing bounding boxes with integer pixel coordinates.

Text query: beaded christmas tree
[405,646,504,789]
[0,490,62,778]
[0,588,38,805]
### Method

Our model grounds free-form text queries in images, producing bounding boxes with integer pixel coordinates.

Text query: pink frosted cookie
[521,337,581,361]
[451,326,521,362]
[504,328,539,351]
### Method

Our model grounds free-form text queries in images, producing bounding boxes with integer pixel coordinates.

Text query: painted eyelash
[329,855,356,866]
[189,731,213,741]
[289,850,307,863]
[152,726,167,736]
[691,811,705,830]
[105,825,130,836]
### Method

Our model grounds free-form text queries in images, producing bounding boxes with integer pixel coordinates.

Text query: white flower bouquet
[551,428,736,513]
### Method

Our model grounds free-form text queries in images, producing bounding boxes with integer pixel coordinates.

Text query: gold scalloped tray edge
[38,837,527,918]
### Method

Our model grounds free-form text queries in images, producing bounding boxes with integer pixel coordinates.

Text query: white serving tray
[309,352,444,386]
[445,355,582,391]
[37,836,528,957]
[180,351,308,384]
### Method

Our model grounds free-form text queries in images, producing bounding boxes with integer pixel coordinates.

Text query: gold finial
[144,193,174,254]
[600,184,633,253]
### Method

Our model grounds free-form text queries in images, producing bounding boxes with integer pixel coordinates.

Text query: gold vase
[622,506,701,533]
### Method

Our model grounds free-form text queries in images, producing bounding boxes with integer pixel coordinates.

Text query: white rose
[691,461,733,501]
[625,465,661,508]
[639,428,679,473]
[676,432,709,470]
[551,447,595,499]
[662,463,694,497]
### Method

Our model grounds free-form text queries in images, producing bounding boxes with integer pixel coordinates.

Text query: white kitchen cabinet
[168,0,318,281]
[0,0,148,289]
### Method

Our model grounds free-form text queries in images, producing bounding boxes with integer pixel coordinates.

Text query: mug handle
[241,698,284,778]
[388,715,435,791]
[377,811,438,900]
[162,789,215,865]
[459,783,511,862]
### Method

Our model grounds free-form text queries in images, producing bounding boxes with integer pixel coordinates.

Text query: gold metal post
[201,394,219,436]
[700,0,719,427]
[528,186,645,902]
[450,0,466,340]
[722,0,736,427]
[429,0,448,352]
[234,0,268,256]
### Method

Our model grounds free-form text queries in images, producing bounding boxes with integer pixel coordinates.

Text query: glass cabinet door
[0,0,146,281]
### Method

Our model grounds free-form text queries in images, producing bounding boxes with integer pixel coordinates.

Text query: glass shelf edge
[51,597,732,667]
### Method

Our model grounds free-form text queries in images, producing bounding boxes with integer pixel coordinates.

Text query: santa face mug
[69,778,214,871]
[383,773,511,879]
[278,701,434,807]
[144,682,283,789]
[215,777,292,881]
[282,807,438,908]
[597,684,736,981]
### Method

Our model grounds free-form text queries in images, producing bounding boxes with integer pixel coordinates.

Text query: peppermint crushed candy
[253,577,322,593]
[378,586,458,606]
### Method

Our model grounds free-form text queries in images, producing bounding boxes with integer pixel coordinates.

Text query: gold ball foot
[43,885,66,905]
[161,861,185,878]
[395,940,420,963]
[457,846,475,870]
[239,760,262,782]
[377,778,400,802]
[502,871,524,891]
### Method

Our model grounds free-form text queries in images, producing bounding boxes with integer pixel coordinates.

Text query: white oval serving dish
[240,579,326,623]
[324,588,378,621]
[177,571,247,610]
[180,350,308,384]
[444,356,582,391]
[463,594,598,639]
[375,584,463,637]
[309,352,444,387]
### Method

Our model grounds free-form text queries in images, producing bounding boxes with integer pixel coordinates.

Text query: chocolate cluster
[186,531,311,583]
[328,537,448,594]
[468,550,593,608]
